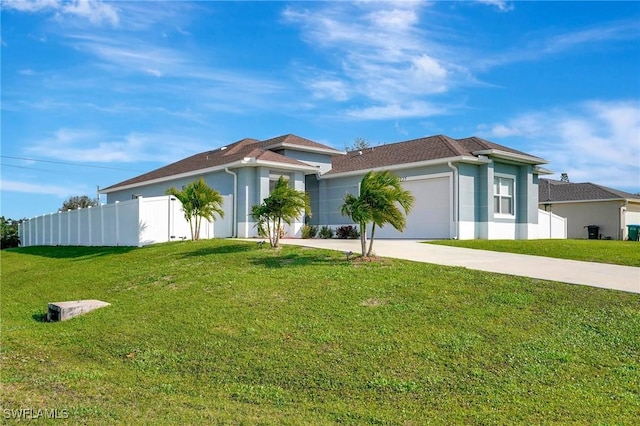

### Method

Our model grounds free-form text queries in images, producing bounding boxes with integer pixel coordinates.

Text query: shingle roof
[102,135,338,192]
[539,179,640,202]
[258,134,340,153]
[327,134,545,175]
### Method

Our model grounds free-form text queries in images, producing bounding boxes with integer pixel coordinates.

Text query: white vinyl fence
[537,209,567,239]
[19,195,233,247]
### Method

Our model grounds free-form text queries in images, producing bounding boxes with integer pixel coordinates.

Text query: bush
[301,225,319,239]
[319,225,334,239]
[336,225,360,239]
[1,217,20,249]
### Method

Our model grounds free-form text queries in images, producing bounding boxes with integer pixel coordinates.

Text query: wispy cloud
[475,1,514,13]
[1,179,88,198]
[478,19,640,69]
[479,100,640,190]
[24,129,210,164]
[283,2,469,119]
[3,0,119,26]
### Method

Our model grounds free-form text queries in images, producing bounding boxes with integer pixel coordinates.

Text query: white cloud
[283,2,463,114]
[481,100,640,191]
[24,129,209,164]
[345,101,444,120]
[1,179,86,198]
[2,0,59,13]
[475,1,514,12]
[3,0,119,26]
[61,0,119,26]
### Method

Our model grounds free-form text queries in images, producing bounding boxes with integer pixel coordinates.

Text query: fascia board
[534,166,555,175]
[264,142,346,156]
[538,198,628,205]
[100,159,318,194]
[254,159,319,172]
[319,156,488,179]
[473,149,548,165]
[100,160,248,194]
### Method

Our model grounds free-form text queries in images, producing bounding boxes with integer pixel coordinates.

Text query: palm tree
[251,176,310,248]
[166,178,225,240]
[341,171,414,257]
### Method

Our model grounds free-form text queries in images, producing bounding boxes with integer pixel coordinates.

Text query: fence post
[100,204,105,246]
[115,201,120,246]
[88,206,92,246]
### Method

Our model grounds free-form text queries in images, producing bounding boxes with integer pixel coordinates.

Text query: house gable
[325,134,546,177]
[101,134,343,194]
[539,179,640,203]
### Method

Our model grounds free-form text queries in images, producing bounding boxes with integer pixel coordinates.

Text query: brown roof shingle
[327,134,545,175]
[102,135,336,191]
[539,179,640,202]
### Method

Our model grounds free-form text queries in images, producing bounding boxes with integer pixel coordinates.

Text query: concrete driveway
[276,239,640,294]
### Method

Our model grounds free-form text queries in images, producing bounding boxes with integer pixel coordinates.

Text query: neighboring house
[539,179,640,240]
[100,133,549,240]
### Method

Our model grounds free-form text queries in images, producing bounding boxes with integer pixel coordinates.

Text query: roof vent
[220,146,227,151]
[358,150,363,155]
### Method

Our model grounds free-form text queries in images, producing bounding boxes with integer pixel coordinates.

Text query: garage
[373,175,452,239]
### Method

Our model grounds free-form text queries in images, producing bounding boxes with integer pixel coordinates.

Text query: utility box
[47,300,110,322]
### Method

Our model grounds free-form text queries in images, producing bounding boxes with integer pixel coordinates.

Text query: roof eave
[534,166,555,175]
[473,149,548,165]
[265,142,346,156]
[100,158,317,194]
[538,198,636,205]
[321,155,489,179]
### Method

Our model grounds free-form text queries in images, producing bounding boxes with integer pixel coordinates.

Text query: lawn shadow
[250,251,344,268]
[32,312,48,323]
[180,242,254,258]
[10,246,137,260]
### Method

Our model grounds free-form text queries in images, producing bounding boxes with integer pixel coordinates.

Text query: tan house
[539,179,640,240]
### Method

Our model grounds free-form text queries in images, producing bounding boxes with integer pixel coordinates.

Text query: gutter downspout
[447,162,459,240]
[224,168,238,238]
[619,201,627,240]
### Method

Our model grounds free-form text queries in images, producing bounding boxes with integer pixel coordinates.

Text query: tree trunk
[359,222,367,256]
[188,218,195,241]
[367,223,377,257]
[274,217,282,247]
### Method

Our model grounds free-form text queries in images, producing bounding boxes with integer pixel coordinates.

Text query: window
[493,177,514,215]
[269,172,291,194]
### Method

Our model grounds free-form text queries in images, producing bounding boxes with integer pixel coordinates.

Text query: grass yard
[1,240,639,424]
[428,239,640,267]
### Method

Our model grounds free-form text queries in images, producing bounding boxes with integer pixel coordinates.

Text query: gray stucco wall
[277,149,336,174]
[105,171,234,204]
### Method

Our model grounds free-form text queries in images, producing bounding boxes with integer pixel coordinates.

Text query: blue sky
[2,0,639,220]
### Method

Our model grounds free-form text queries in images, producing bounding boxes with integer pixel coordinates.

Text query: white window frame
[493,174,515,217]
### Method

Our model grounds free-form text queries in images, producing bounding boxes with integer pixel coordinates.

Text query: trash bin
[627,224,640,241]
[586,225,599,240]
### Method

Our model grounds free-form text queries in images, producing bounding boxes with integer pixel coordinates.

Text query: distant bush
[1,216,20,249]
[319,225,334,239]
[336,225,360,239]
[301,225,319,239]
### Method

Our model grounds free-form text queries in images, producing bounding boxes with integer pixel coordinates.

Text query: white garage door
[373,176,451,239]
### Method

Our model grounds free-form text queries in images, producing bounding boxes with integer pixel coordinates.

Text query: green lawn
[428,239,640,267]
[2,240,639,424]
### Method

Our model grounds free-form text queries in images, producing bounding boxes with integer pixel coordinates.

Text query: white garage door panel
[373,176,451,239]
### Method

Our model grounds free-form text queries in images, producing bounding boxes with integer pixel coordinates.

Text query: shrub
[301,225,319,239]
[319,225,334,239]
[336,225,360,239]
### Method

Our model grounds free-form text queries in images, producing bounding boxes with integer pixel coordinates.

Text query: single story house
[539,179,640,240]
[100,133,550,240]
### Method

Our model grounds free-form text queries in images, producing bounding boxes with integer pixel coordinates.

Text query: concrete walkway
[276,239,640,294]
